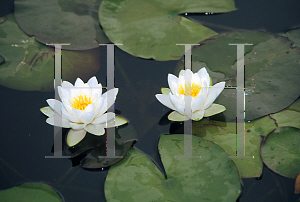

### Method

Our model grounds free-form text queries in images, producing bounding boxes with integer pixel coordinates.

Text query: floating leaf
[296,173,300,194]
[99,0,236,61]
[0,14,101,91]
[64,123,137,169]
[260,127,300,179]
[0,183,63,202]
[176,31,300,121]
[284,28,300,48]
[105,134,241,201]
[286,97,300,113]
[14,0,110,50]
[192,109,300,178]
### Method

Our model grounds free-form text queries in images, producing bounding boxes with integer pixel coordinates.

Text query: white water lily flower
[155,68,226,121]
[40,76,127,146]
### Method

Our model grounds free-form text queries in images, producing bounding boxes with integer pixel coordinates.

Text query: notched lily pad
[14,0,110,50]
[0,183,63,202]
[283,28,300,48]
[0,14,101,91]
[105,134,241,201]
[176,31,300,121]
[64,124,137,169]
[99,0,236,61]
[260,127,300,179]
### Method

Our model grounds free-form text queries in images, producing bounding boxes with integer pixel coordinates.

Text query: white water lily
[155,68,226,121]
[40,76,127,146]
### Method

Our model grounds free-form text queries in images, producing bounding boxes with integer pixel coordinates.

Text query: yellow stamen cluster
[179,83,201,98]
[71,94,92,110]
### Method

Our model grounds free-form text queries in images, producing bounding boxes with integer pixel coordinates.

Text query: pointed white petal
[92,112,115,124]
[80,111,95,124]
[74,78,85,87]
[155,94,176,110]
[46,116,70,128]
[204,104,226,117]
[84,103,95,113]
[87,76,98,87]
[66,129,86,147]
[98,88,118,116]
[46,99,62,115]
[168,111,190,121]
[192,110,205,121]
[70,122,87,130]
[72,108,84,121]
[197,67,210,87]
[168,74,179,95]
[169,93,181,108]
[62,81,73,88]
[61,106,79,122]
[192,94,204,112]
[84,124,105,135]
[203,82,225,109]
[40,106,55,117]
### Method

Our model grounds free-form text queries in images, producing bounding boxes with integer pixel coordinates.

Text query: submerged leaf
[0,14,101,91]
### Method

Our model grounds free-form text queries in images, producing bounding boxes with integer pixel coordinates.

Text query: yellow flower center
[179,83,201,98]
[71,94,92,110]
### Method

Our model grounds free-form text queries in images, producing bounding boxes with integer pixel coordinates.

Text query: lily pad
[105,134,241,201]
[0,183,63,202]
[284,28,300,48]
[286,97,300,113]
[260,127,300,179]
[176,31,300,121]
[191,107,300,178]
[14,0,110,50]
[0,14,101,91]
[99,0,236,61]
[64,123,137,169]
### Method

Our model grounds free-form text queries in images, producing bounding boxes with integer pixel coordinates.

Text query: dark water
[0,0,300,201]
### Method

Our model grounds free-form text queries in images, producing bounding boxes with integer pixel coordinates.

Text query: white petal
[168,111,190,121]
[80,111,95,124]
[98,88,118,116]
[84,124,105,135]
[70,122,87,130]
[169,93,181,108]
[61,97,73,114]
[40,106,54,117]
[203,82,225,109]
[72,108,84,121]
[62,81,73,88]
[204,104,226,117]
[60,87,70,101]
[62,106,79,122]
[168,74,178,96]
[46,116,70,128]
[192,110,205,121]
[74,78,85,87]
[92,112,115,124]
[197,68,210,87]
[47,99,62,115]
[192,94,204,112]
[66,129,87,147]
[174,103,188,116]
[87,76,98,87]
[84,103,95,113]
[94,97,104,117]
[114,116,128,127]
[155,94,176,110]
[91,84,102,98]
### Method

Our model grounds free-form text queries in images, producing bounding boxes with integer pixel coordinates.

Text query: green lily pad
[105,134,241,201]
[176,31,300,121]
[64,124,137,169]
[283,28,300,48]
[14,0,110,50]
[99,0,236,61]
[0,14,101,91]
[0,183,63,202]
[286,97,300,113]
[260,127,300,179]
